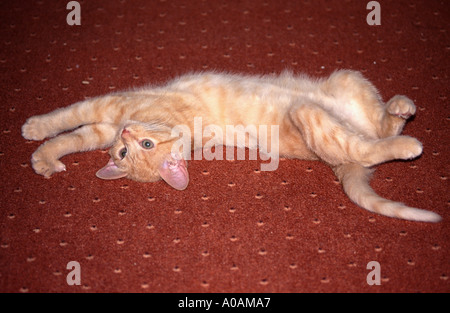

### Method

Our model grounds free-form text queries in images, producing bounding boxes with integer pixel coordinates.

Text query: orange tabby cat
[22,70,441,222]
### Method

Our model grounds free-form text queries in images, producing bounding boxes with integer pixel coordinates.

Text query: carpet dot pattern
[0,0,448,292]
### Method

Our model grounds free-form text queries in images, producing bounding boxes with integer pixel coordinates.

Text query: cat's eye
[141,139,154,149]
[119,148,127,159]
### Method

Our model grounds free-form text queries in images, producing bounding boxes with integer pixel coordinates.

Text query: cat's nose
[121,128,130,137]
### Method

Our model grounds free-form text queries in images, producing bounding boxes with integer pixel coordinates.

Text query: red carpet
[0,0,448,292]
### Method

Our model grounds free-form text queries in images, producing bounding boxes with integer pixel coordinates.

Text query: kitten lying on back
[22,70,441,222]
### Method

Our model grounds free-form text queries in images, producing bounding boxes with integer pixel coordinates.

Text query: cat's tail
[333,163,442,222]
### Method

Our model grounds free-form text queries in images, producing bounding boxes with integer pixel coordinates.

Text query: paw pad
[387,95,416,119]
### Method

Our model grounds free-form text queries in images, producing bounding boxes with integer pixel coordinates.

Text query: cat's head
[96,122,189,190]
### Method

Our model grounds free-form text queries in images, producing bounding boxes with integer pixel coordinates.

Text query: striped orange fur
[22,70,441,222]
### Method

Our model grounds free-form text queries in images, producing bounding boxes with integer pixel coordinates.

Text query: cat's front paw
[387,95,416,119]
[31,152,66,178]
[22,116,49,141]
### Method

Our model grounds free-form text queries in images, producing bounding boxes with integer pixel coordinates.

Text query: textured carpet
[0,0,448,293]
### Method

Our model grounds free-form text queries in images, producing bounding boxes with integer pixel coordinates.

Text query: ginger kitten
[22,70,441,222]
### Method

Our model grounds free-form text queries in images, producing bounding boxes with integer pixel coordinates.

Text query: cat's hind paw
[387,95,416,119]
[395,136,423,160]
[31,153,66,178]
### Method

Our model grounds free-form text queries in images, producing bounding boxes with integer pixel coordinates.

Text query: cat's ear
[96,158,127,180]
[158,154,189,190]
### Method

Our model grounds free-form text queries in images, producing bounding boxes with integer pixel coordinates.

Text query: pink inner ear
[158,154,189,190]
[96,158,127,180]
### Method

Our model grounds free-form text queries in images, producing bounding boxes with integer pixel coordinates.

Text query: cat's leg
[22,95,127,141]
[322,70,417,139]
[30,123,117,177]
[289,102,422,167]
[22,101,95,141]
[321,70,386,139]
